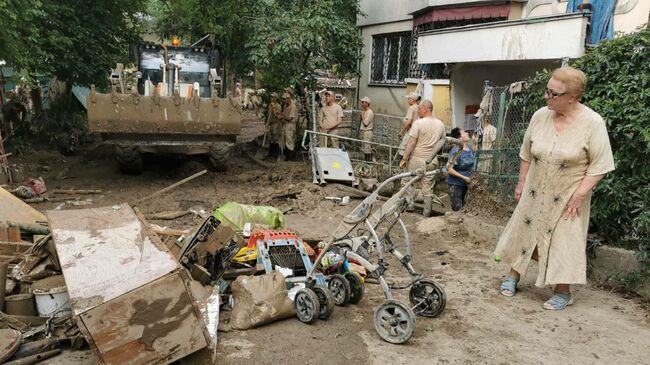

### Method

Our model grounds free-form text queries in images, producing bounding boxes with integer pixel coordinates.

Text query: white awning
[418,13,589,64]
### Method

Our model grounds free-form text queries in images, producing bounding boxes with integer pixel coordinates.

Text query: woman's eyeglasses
[544,88,566,98]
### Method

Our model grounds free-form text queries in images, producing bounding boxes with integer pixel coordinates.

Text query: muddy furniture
[47,203,209,364]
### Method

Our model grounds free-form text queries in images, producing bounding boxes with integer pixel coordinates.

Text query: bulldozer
[87,42,241,173]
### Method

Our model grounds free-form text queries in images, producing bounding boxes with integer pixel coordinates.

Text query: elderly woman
[495,67,615,310]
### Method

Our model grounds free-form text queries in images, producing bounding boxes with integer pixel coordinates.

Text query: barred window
[370,32,411,85]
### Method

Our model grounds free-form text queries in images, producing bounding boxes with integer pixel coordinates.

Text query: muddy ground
[5,131,650,365]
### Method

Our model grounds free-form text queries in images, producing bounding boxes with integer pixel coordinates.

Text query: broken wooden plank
[150,225,189,238]
[0,187,46,225]
[132,170,207,206]
[0,311,29,331]
[6,227,20,242]
[0,241,32,256]
[145,210,191,220]
[51,189,102,195]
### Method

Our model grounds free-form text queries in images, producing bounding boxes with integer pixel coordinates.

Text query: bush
[512,27,649,257]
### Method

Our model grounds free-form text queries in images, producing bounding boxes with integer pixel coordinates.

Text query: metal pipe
[0,261,7,311]
[4,349,61,365]
[398,218,412,258]
[365,221,384,261]
[378,276,393,300]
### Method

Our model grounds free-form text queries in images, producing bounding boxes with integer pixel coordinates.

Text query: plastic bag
[213,202,284,231]
[230,272,295,330]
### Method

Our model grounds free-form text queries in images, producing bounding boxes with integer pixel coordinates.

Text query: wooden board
[0,241,32,255]
[78,271,208,365]
[47,203,179,315]
[0,187,46,225]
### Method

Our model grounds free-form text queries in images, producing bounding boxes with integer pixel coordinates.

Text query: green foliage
[247,0,362,91]
[513,28,650,259]
[150,0,253,83]
[4,0,146,88]
[150,0,362,93]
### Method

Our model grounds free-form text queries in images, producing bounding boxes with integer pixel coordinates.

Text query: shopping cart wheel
[312,285,335,320]
[408,279,446,318]
[373,300,416,344]
[328,274,351,306]
[295,288,320,324]
[345,272,365,305]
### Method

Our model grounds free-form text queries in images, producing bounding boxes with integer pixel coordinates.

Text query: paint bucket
[4,294,38,316]
[31,275,72,319]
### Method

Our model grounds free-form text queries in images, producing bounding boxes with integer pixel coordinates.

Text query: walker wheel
[373,300,416,344]
[312,285,335,320]
[345,271,365,305]
[408,279,446,318]
[295,288,320,324]
[328,274,351,306]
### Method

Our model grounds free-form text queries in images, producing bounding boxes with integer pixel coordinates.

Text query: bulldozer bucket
[87,87,241,142]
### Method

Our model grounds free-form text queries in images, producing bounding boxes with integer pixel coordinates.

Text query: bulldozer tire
[115,145,143,175]
[208,144,231,172]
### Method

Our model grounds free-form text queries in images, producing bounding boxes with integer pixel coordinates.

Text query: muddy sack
[230,271,295,330]
[213,202,284,231]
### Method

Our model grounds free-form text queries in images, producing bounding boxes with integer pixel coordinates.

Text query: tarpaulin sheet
[213,202,284,231]
[567,0,615,44]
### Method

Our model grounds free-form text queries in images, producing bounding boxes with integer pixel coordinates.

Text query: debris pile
[1,186,83,363]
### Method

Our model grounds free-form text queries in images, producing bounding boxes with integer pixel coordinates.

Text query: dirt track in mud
[9,140,650,365]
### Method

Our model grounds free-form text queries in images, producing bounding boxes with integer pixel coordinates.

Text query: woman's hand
[514,180,525,201]
[563,191,587,220]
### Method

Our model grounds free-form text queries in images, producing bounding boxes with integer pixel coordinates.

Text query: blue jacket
[447,146,476,187]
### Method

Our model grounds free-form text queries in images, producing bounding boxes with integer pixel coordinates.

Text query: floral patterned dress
[494,106,615,286]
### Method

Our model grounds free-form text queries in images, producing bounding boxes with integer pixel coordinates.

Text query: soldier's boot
[423,196,433,217]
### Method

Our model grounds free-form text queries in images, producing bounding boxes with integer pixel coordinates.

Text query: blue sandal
[543,292,573,310]
[500,276,518,297]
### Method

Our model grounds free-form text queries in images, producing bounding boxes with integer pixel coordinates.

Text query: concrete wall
[358,20,413,116]
[614,0,650,34]
[358,0,413,26]
[449,60,560,127]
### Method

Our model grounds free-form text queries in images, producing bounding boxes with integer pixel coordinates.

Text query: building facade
[358,0,649,128]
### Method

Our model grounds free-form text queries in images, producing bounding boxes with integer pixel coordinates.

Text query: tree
[3,0,146,88]
[149,0,253,95]
[149,0,362,96]
[247,0,362,95]
[1,1,146,154]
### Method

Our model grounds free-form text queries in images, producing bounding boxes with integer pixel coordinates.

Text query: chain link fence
[475,82,533,198]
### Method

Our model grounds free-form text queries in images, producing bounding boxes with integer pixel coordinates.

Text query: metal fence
[475,82,533,198]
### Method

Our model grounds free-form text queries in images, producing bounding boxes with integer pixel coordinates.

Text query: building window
[370,32,411,85]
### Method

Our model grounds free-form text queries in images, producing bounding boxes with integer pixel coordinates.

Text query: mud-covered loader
[88,43,241,173]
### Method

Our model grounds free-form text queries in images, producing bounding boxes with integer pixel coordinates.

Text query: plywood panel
[47,203,178,315]
[0,187,46,225]
[79,272,207,365]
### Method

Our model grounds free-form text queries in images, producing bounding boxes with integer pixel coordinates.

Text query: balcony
[417,13,589,64]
